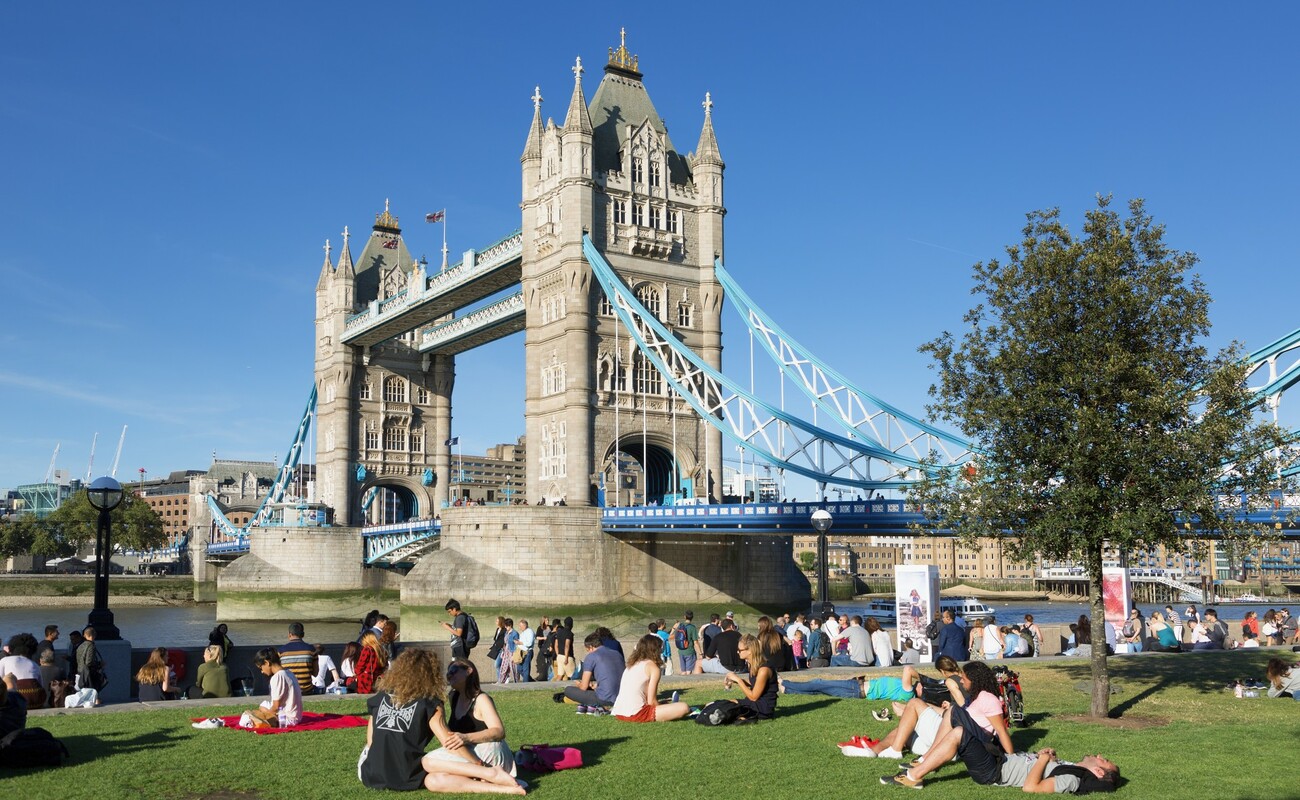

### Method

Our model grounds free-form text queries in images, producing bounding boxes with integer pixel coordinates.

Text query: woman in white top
[312,643,342,692]
[981,622,1004,659]
[865,618,894,668]
[339,642,360,689]
[611,635,691,723]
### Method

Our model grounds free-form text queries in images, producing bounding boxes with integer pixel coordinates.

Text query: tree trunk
[1089,559,1111,717]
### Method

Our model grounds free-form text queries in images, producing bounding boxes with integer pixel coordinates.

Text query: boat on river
[858,597,997,624]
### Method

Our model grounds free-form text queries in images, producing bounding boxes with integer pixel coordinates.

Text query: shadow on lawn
[61,728,187,766]
[773,698,838,718]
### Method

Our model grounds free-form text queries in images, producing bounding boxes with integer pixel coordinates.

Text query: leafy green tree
[39,489,167,556]
[797,551,817,571]
[909,197,1294,717]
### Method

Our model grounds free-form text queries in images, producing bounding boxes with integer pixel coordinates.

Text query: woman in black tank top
[421,658,523,794]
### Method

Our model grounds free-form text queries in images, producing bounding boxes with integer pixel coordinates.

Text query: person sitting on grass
[195,644,231,699]
[247,648,302,728]
[422,657,525,794]
[721,634,778,721]
[1266,658,1300,700]
[841,658,969,757]
[880,661,1013,789]
[135,646,175,701]
[356,631,389,694]
[1144,611,1182,653]
[560,632,624,711]
[1,633,46,708]
[0,675,28,736]
[611,635,692,723]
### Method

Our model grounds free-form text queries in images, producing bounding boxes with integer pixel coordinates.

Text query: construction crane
[110,426,127,479]
[85,432,98,482]
[44,443,60,483]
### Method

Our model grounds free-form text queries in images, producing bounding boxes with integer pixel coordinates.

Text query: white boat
[861,598,897,620]
[941,597,997,623]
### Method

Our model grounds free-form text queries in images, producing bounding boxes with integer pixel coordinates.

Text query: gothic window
[325,382,336,403]
[669,210,680,234]
[632,203,644,227]
[636,284,661,318]
[637,355,663,395]
[632,157,644,185]
[541,293,567,325]
[678,303,694,328]
[649,160,661,188]
[365,429,379,450]
[384,376,406,403]
[613,199,627,225]
[384,427,406,451]
[649,206,661,230]
[360,382,372,400]
[410,429,423,452]
[599,295,614,316]
[416,386,429,404]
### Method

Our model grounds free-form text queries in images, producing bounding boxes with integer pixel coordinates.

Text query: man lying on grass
[881,702,1119,793]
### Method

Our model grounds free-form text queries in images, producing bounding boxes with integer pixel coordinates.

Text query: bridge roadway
[202,500,1300,566]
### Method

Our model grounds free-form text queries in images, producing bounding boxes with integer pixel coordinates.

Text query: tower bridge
[194,33,1300,628]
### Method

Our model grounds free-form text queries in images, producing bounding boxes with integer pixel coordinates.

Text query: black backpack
[925,620,941,640]
[816,631,832,660]
[0,728,70,769]
[694,700,754,726]
[462,614,480,649]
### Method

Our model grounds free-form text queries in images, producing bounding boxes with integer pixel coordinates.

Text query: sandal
[872,707,892,722]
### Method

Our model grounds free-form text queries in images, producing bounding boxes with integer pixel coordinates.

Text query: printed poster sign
[896,564,940,663]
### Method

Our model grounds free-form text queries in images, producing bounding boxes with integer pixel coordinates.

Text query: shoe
[872,708,892,722]
[589,706,609,716]
[575,705,590,715]
[880,771,923,789]
[836,735,869,748]
[191,718,224,730]
[670,690,680,704]
[840,745,877,757]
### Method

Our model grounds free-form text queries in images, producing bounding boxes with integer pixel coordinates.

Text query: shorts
[616,704,657,723]
[908,707,942,755]
[948,704,1001,785]
[424,741,517,776]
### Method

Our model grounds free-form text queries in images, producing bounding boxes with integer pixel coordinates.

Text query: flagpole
[441,209,448,270]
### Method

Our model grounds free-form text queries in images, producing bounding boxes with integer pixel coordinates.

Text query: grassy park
[10,649,1297,799]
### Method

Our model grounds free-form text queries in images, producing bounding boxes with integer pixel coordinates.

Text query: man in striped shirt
[278,622,316,695]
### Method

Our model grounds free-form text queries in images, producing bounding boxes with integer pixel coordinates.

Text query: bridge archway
[605,436,696,506]
[358,477,433,525]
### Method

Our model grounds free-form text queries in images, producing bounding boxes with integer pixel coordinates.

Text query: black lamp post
[811,507,834,616]
[85,476,124,640]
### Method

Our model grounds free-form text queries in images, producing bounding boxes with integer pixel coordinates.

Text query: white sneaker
[191,718,225,730]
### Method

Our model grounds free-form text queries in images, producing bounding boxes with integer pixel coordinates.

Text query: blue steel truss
[207,386,317,544]
[714,260,976,470]
[362,519,441,565]
[584,236,930,490]
[1243,326,1300,478]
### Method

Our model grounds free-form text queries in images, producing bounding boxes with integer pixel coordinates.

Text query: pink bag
[515,744,583,772]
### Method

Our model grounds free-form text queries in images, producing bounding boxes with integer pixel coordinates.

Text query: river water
[1,598,1286,648]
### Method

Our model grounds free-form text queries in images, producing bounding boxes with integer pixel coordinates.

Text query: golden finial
[607,27,640,74]
[375,198,400,230]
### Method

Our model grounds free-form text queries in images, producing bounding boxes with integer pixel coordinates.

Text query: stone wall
[400,506,810,640]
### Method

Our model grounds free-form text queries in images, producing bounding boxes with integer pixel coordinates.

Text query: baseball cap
[725,611,735,619]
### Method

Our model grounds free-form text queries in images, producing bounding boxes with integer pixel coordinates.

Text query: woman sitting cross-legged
[424,657,526,794]
[135,647,175,701]
[194,644,231,698]
[721,634,779,721]
[359,649,523,794]
[611,635,692,723]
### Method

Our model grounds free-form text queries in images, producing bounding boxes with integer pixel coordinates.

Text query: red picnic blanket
[192,711,367,735]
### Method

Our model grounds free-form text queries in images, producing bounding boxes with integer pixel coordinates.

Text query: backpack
[46,679,72,709]
[462,614,480,649]
[673,625,689,650]
[515,744,583,772]
[0,728,70,769]
[694,699,755,726]
[816,631,832,660]
[925,620,940,640]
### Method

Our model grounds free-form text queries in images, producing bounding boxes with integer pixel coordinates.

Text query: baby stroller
[992,665,1026,727]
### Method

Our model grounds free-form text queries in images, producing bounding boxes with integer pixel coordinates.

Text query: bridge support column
[188,536,217,602]
[430,354,454,510]
[399,506,810,640]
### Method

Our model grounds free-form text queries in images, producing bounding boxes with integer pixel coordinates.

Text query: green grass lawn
[10,650,1297,799]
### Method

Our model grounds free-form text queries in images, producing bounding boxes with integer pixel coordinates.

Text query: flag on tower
[445,437,459,447]
[426,210,445,223]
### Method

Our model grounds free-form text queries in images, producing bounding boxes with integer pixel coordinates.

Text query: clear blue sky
[3,3,1299,495]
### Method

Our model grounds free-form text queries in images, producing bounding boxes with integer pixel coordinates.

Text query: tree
[797,551,817,572]
[908,197,1294,717]
[38,489,167,556]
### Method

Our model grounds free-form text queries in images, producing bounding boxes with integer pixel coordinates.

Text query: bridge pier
[215,526,399,621]
[399,506,810,640]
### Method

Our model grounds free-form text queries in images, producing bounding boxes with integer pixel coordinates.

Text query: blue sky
[3,3,1299,496]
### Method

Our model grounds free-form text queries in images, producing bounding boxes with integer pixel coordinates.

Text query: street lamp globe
[810,508,833,533]
[86,476,124,512]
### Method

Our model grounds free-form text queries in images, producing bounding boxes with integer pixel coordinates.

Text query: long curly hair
[136,646,169,685]
[960,660,1000,702]
[628,634,664,669]
[377,648,446,707]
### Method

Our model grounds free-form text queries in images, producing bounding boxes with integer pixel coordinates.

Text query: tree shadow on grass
[60,729,187,766]
[774,698,839,718]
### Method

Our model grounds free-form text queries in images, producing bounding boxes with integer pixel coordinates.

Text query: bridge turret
[315,238,334,319]
[521,85,544,196]
[561,56,594,180]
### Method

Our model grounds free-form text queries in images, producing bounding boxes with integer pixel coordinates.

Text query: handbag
[515,744,583,772]
[512,648,526,665]
[486,642,503,660]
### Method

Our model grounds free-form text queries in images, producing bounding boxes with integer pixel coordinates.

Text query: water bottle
[278,707,288,727]
[1233,681,1243,699]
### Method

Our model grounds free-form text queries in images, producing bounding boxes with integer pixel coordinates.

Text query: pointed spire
[563,56,592,134]
[337,225,355,277]
[315,238,335,289]
[694,92,724,166]
[522,85,544,161]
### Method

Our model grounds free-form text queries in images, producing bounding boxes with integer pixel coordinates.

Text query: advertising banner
[1100,567,1132,651]
[896,564,940,663]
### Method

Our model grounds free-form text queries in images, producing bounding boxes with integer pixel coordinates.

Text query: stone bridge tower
[521,33,726,506]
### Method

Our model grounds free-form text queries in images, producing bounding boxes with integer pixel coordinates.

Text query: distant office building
[448,437,528,506]
[14,470,81,519]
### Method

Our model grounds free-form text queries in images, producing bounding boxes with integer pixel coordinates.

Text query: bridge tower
[314,206,448,525]
[521,33,726,506]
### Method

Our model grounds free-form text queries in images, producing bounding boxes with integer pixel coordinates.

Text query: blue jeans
[830,654,867,667]
[519,651,534,683]
[781,678,860,699]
